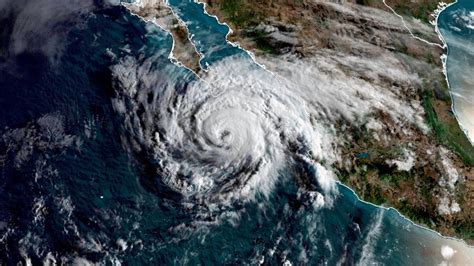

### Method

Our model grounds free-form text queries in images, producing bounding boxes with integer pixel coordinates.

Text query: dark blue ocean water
[0,1,472,264]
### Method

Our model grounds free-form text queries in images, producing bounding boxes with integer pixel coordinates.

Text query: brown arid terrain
[123,0,202,72]
[125,0,474,243]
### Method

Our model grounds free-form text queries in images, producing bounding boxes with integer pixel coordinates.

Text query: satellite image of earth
[0,0,474,264]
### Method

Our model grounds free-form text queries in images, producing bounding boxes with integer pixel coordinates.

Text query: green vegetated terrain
[216,0,261,27]
[379,0,454,23]
[204,0,474,243]
[422,78,474,166]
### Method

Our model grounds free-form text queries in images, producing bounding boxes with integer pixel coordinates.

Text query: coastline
[337,181,473,248]
[433,0,474,146]
[120,1,203,74]
[382,0,444,48]
[197,0,474,244]
[120,0,474,249]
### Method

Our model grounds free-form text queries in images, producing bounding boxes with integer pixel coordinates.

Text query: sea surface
[438,0,474,144]
[0,0,473,264]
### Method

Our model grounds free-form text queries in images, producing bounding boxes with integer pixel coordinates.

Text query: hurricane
[111,53,336,211]
[2,0,474,264]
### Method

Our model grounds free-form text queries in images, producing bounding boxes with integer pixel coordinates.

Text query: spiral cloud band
[111,54,337,209]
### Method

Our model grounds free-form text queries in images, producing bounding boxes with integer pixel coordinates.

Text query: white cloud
[357,210,384,266]
[438,194,461,215]
[260,52,428,133]
[111,53,340,207]
[450,9,474,30]
[1,0,94,62]
[441,245,455,260]
[386,148,415,172]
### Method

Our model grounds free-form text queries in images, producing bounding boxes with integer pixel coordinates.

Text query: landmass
[124,0,201,72]
[124,0,474,243]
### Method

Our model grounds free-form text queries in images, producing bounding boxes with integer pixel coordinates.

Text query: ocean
[439,0,474,144]
[0,0,472,264]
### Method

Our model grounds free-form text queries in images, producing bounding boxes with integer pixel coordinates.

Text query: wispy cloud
[0,0,94,63]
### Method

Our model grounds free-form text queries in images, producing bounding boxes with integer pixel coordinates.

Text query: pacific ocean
[0,1,473,264]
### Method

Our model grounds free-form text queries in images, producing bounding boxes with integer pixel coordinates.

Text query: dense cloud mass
[111,53,339,210]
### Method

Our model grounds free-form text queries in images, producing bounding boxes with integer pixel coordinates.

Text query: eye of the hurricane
[198,108,265,158]
[220,130,232,143]
[159,97,281,203]
[212,129,232,148]
[203,118,237,150]
[112,55,336,208]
